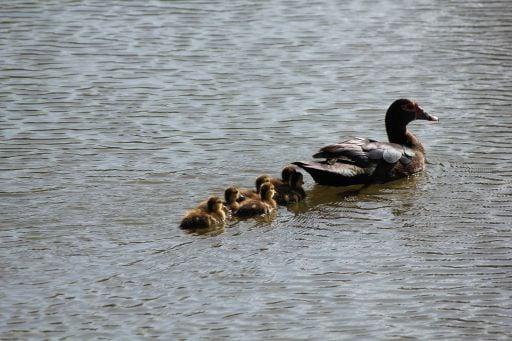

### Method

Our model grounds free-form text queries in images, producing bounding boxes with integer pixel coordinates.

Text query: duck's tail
[293,161,368,186]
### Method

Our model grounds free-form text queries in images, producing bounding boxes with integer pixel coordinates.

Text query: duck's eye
[405,103,415,111]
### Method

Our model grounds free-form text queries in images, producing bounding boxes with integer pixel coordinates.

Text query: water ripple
[2,0,512,339]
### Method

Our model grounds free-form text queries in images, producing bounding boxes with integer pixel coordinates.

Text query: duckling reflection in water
[180,196,226,230]
[240,175,271,200]
[234,182,277,218]
[275,171,306,205]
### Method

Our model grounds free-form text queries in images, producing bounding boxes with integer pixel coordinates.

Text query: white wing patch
[383,148,402,163]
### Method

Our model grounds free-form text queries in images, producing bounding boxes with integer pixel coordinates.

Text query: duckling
[275,171,306,205]
[235,182,277,218]
[270,165,297,187]
[288,171,306,202]
[180,196,226,230]
[240,175,271,200]
[223,186,244,212]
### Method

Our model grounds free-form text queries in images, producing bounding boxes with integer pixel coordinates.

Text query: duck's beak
[415,105,439,122]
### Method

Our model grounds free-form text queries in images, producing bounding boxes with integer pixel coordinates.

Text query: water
[2,0,512,338]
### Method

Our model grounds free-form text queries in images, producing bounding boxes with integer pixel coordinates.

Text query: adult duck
[293,99,438,186]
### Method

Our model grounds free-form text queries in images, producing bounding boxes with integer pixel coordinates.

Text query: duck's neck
[228,200,239,210]
[264,196,277,208]
[218,209,226,221]
[386,123,425,152]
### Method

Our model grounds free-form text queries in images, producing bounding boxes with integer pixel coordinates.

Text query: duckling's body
[235,183,277,218]
[180,196,226,230]
[275,171,306,205]
[294,99,438,186]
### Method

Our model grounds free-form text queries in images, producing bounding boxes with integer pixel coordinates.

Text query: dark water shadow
[287,173,424,215]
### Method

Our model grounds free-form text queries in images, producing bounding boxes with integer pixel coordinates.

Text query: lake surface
[2,0,512,339]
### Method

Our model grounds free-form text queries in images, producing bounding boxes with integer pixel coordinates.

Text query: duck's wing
[313,137,414,166]
[313,137,371,166]
[293,161,370,186]
[363,141,415,165]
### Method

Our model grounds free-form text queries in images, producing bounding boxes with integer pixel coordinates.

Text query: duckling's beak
[415,105,439,122]
[236,194,246,202]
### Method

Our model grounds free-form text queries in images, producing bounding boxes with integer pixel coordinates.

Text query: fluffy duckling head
[259,182,276,201]
[224,187,243,204]
[289,171,304,189]
[207,196,224,213]
[255,175,271,192]
[281,166,297,183]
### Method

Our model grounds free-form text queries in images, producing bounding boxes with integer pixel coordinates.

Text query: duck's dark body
[294,155,424,186]
[294,99,437,187]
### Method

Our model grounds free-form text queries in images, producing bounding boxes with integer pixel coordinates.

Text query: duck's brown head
[386,99,438,144]
[386,99,438,126]
[207,196,223,213]
[259,182,275,201]
[281,166,297,182]
[224,187,243,204]
[255,175,271,192]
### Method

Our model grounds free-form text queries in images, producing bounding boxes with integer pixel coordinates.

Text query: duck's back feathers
[313,137,371,164]
[293,161,371,186]
[180,210,215,230]
[313,137,415,167]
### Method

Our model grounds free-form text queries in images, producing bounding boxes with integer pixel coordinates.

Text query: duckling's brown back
[234,200,268,218]
[180,211,212,229]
